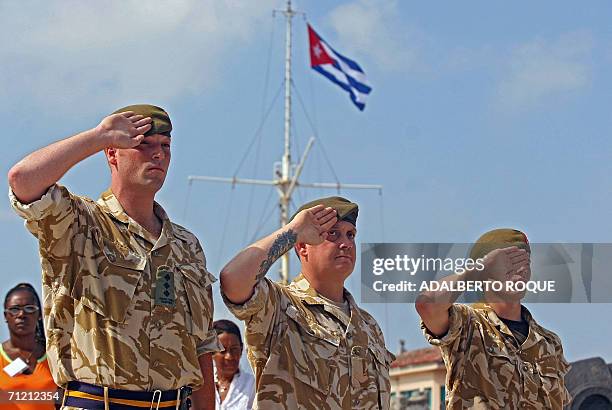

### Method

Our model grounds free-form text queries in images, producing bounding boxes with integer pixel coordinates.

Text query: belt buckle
[150,389,162,410]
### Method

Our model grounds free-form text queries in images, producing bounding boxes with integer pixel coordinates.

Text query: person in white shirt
[213,320,255,410]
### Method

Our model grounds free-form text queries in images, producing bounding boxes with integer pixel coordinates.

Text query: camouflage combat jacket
[10,184,221,390]
[224,273,395,410]
[422,303,571,409]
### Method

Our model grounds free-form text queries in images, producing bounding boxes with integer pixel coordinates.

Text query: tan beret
[469,228,530,260]
[112,104,171,137]
[291,196,358,226]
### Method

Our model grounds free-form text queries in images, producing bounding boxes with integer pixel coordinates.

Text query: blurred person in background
[213,320,254,410]
[1,283,57,410]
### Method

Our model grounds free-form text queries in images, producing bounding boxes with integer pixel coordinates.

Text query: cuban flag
[308,24,372,111]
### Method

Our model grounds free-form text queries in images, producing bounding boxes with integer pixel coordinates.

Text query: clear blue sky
[1,0,611,363]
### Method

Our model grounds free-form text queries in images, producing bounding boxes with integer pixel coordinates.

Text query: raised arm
[8,112,152,204]
[415,246,529,337]
[220,205,337,304]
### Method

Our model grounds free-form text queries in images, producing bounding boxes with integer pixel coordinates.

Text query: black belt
[63,381,191,410]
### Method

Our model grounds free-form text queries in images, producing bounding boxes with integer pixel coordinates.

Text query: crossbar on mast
[188,0,382,284]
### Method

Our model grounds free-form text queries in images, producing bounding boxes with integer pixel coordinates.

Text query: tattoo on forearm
[256,229,298,280]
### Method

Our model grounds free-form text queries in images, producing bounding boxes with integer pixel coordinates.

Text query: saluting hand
[482,246,530,281]
[288,205,338,245]
[96,111,153,148]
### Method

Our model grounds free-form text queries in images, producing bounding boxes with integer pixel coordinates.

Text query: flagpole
[278,0,295,284]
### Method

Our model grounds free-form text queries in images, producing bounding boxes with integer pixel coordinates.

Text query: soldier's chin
[331,259,354,273]
[500,289,526,302]
[487,289,525,303]
[141,176,166,191]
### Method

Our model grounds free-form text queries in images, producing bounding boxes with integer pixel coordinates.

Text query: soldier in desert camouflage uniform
[416,229,571,409]
[8,104,221,410]
[220,196,395,410]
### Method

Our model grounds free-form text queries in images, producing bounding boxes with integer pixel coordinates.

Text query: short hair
[4,283,45,346]
[213,319,243,347]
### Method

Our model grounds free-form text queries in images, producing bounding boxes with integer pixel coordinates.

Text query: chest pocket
[460,326,517,407]
[536,355,565,408]
[179,263,214,342]
[367,342,394,409]
[483,340,517,385]
[72,228,146,323]
[284,304,340,395]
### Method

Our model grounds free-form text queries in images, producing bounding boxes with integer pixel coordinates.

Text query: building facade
[390,347,611,410]
[389,347,446,410]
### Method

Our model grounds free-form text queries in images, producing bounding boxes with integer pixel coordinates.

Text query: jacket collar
[97,189,174,248]
[471,302,544,349]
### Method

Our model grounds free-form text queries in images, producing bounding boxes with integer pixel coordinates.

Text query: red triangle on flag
[308,24,335,67]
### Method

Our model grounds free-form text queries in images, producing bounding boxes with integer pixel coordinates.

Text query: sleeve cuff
[201,268,217,287]
[222,278,272,321]
[196,330,223,356]
[9,184,62,221]
[421,304,467,347]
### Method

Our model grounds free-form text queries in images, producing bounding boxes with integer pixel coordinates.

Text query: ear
[295,242,308,261]
[106,148,118,166]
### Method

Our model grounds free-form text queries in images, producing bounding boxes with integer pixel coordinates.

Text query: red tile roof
[391,347,443,369]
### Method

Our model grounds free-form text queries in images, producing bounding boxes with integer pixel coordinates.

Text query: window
[396,388,432,410]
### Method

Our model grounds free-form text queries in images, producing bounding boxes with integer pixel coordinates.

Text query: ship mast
[188,0,382,284]
[279,0,296,285]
